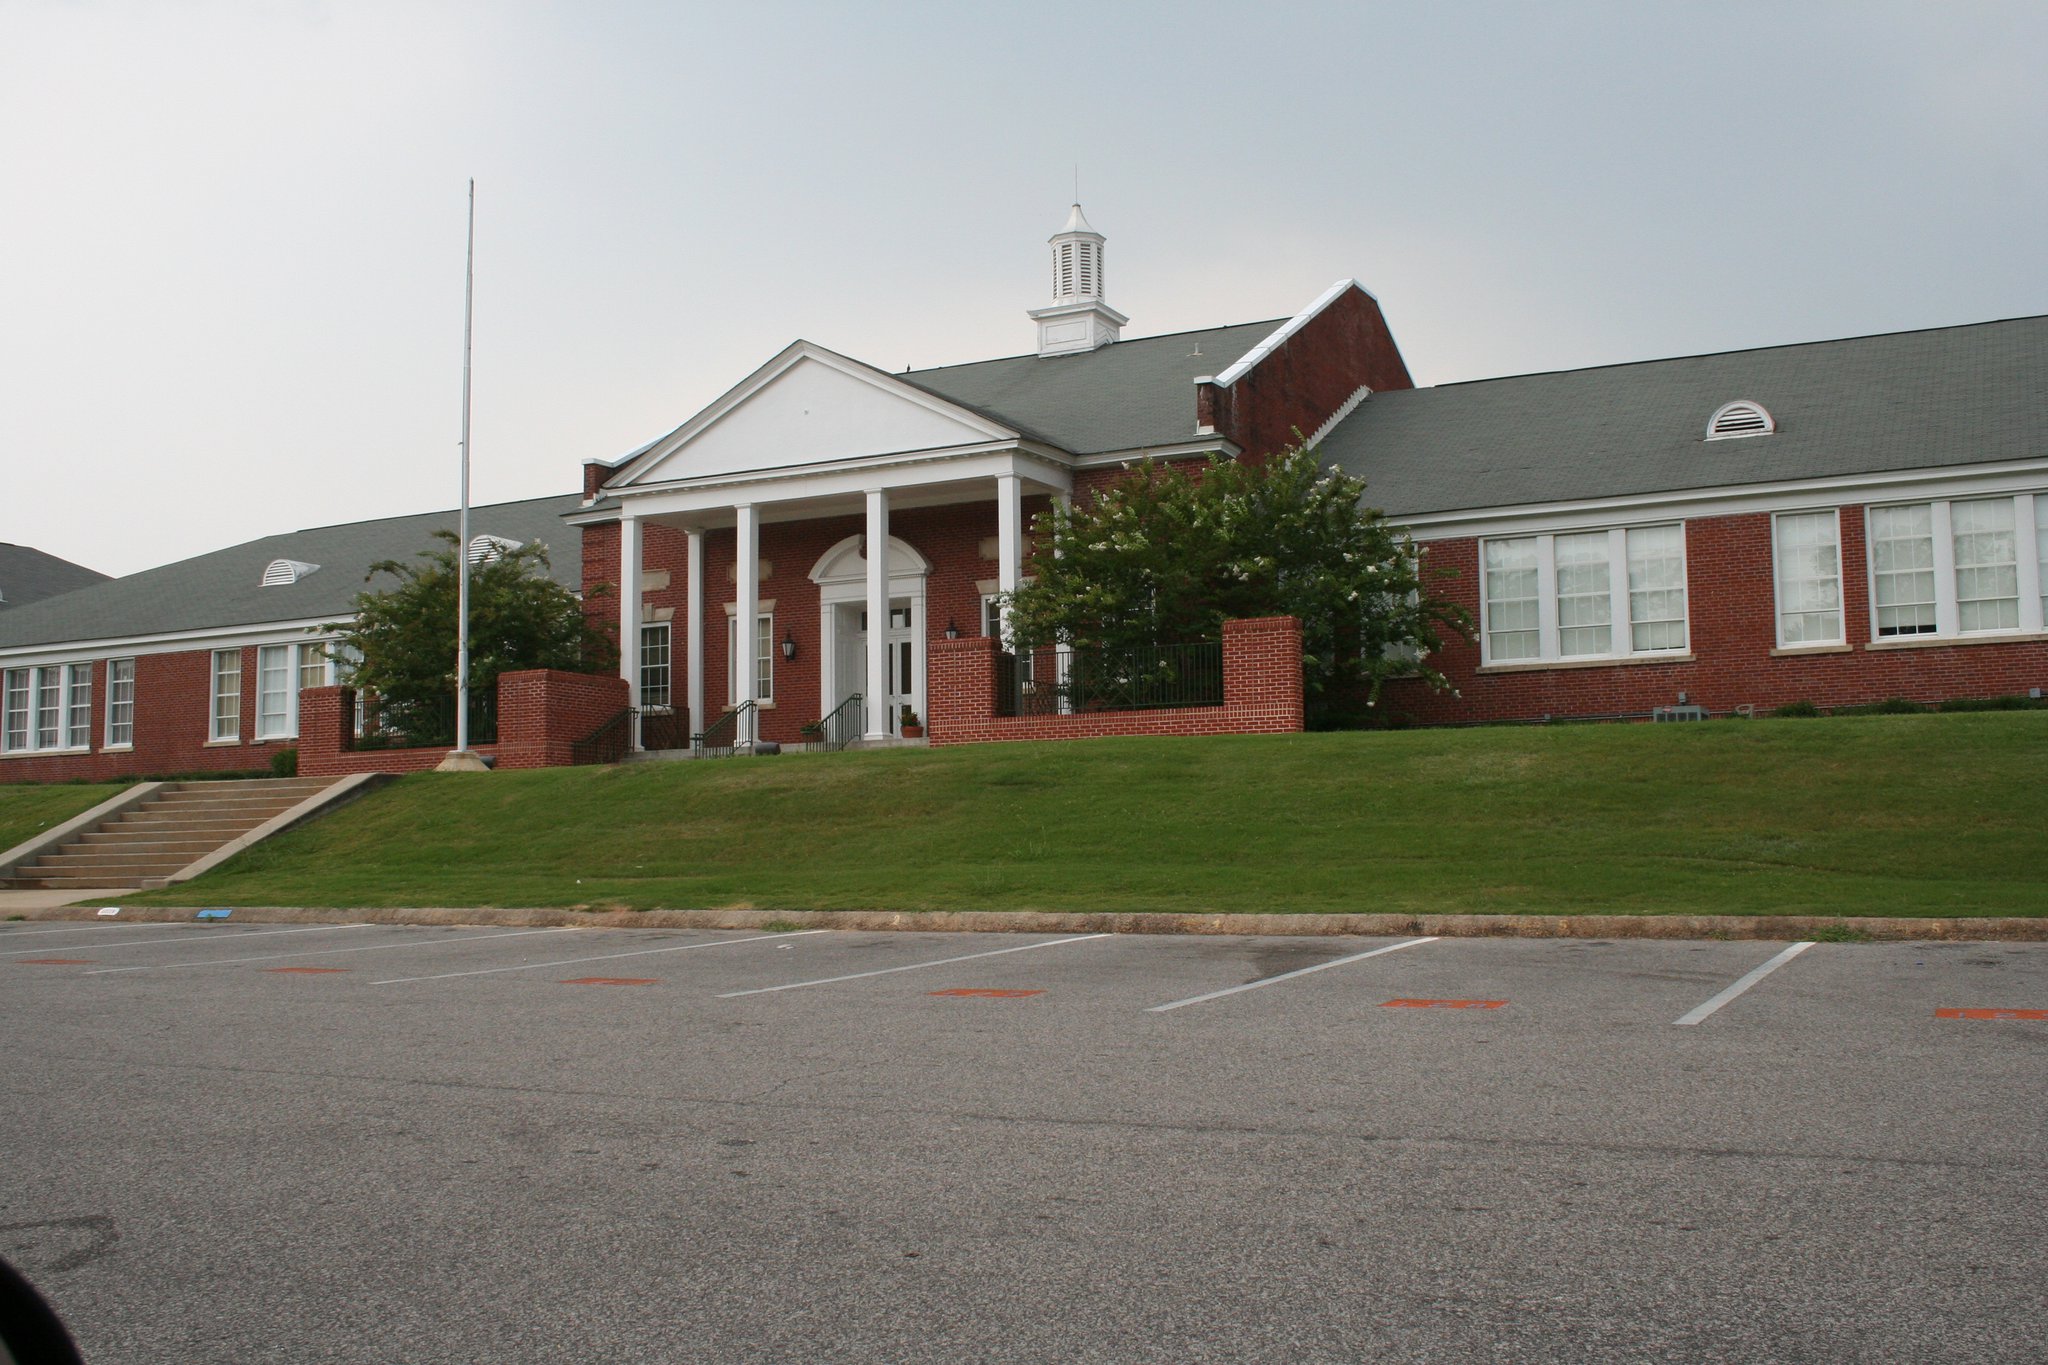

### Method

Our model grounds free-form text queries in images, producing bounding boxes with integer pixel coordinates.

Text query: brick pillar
[928,635,1001,745]
[1222,616,1305,732]
[298,686,355,776]
[497,669,630,769]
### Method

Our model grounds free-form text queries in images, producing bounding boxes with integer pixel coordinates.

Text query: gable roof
[0,544,110,612]
[1320,315,2048,518]
[0,494,583,653]
[899,318,1284,455]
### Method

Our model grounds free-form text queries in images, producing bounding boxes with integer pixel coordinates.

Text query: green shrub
[269,747,299,778]
[1833,697,1930,716]
[1771,700,1822,718]
[1937,694,2046,712]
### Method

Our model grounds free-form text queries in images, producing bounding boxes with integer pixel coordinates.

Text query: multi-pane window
[1479,527,1688,665]
[1553,533,1612,657]
[1869,504,1937,636]
[983,595,1034,683]
[106,658,136,748]
[1,664,92,753]
[1865,495,2046,641]
[212,649,242,741]
[727,613,772,704]
[1482,539,1541,661]
[1627,526,1689,651]
[257,645,294,739]
[640,624,672,710]
[1773,512,1843,646]
[299,644,330,693]
[2,670,27,753]
[1951,497,2019,632]
[2038,498,2048,627]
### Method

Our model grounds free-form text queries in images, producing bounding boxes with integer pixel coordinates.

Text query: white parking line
[80,926,581,975]
[372,929,827,984]
[1146,937,1440,1013]
[717,933,1111,998]
[0,923,162,937]
[1673,942,1815,1027]
[4,923,372,957]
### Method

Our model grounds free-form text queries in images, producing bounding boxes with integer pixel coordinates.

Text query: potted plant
[898,704,924,740]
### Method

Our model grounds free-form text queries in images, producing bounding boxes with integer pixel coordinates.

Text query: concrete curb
[6,902,2045,942]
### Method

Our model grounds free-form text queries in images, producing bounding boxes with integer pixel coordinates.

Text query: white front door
[847,600,917,734]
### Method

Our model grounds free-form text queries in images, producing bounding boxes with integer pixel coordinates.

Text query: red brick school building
[4,207,2044,780]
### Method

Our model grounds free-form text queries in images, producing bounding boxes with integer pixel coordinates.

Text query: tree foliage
[1004,445,1468,717]
[324,532,615,736]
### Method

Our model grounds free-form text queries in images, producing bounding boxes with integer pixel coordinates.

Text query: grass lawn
[111,712,2048,918]
[0,783,126,856]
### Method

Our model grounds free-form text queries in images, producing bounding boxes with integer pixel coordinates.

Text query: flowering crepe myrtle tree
[1004,445,1467,720]
[323,531,616,742]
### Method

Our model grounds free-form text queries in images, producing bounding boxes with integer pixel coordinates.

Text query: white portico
[578,339,1074,748]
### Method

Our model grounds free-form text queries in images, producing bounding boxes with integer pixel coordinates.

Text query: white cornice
[609,340,1021,491]
[1394,459,2048,540]
[1069,438,1239,469]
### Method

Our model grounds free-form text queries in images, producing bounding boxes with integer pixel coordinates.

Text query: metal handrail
[692,699,756,758]
[802,693,863,752]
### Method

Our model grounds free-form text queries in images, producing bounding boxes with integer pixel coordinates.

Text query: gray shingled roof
[899,319,1284,454]
[1321,315,2048,518]
[0,495,583,652]
[0,545,110,612]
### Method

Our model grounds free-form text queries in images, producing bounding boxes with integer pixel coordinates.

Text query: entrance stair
[1,777,351,891]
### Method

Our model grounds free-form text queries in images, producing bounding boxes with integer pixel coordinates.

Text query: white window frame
[1864,493,2046,643]
[1476,524,1690,667]
[211,648,243,743]
[1,662,92,754]
[105,657,136,749]
[982,593,1035,684]
[256,644,294,740]
[639,623,672,711]
[726,611,773,706]
[1771,510,1846,648]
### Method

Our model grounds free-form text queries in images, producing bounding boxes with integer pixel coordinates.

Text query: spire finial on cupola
[1028,201,1128,357]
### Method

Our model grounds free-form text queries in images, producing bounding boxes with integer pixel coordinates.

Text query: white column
[617,513,641,752]
[686,527,705,737]
[736,503,759,746]
[864,488,890,739]
[996,473,1023,643]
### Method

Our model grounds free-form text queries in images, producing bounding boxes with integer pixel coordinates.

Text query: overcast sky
[6,1,2045,576]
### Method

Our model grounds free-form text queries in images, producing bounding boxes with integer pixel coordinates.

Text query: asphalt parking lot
[3,922,2044,1364]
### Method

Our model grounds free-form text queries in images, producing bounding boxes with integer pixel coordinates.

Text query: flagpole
[441,178,485,772]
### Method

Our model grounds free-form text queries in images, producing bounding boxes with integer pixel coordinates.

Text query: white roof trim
[0,619,347,669]
[1213,280,1371,387]
[1305,386,1373,449]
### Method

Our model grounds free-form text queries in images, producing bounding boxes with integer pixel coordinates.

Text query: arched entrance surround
[810,534,931,736]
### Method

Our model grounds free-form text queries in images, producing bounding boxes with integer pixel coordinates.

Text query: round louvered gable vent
[261,559,320,586]
[1706,400,1775,440]
[468,535,524,564]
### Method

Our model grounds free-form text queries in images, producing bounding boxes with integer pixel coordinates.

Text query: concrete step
[28,852,195,872]
[100,817,279,836]
[72,834,225,853]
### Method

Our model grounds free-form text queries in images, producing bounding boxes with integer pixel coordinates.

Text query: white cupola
[1028,202,1128,357]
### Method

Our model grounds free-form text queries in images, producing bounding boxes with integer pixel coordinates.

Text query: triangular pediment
[615,343,1018,487]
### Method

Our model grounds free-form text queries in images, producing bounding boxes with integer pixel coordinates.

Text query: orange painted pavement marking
[1381,998,1506,1010]
[930,988,1045,999]
[18,959,93,965]
[561,977,658,986]
[1936,1007,2048,1021]
[268,967,349,974]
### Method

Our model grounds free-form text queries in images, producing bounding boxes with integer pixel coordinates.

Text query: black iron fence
[358,691,499,749]
[999,640,1224,717]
